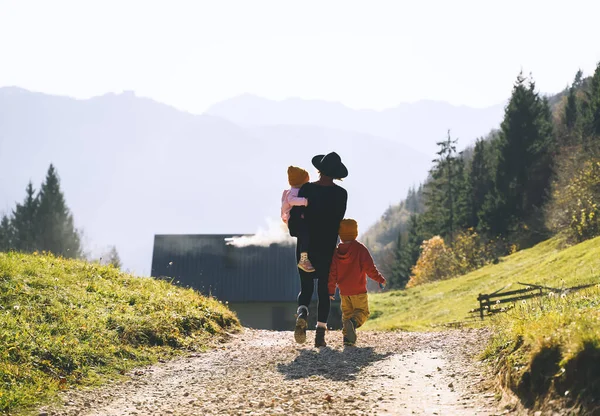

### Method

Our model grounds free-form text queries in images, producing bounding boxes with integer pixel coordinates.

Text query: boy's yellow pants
[340,293,370,334]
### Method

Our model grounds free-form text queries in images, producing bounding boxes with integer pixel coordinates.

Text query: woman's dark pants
[290,215,331,324]
[297,264,331,324]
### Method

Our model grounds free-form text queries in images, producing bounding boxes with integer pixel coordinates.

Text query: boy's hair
[339,218,358,241]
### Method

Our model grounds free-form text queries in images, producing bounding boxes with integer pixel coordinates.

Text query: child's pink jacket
[281,187,308,223]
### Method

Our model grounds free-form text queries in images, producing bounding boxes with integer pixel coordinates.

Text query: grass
[364,235,600,412]
[483,286,600,412]
[364,236,600,331]
[0,251,239,414]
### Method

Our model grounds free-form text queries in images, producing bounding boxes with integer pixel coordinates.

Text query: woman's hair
[318,171,343,181]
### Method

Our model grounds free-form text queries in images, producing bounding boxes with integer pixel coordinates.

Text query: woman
[289,152,348,347]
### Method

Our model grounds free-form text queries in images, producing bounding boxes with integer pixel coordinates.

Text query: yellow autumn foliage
[407,236,457,287]
[407,230,500,288]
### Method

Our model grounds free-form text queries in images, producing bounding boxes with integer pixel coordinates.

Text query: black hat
[311,152,348,179]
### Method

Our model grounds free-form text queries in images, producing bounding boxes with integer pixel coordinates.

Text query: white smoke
[225,218,295,247]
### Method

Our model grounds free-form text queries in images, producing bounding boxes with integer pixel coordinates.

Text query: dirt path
[41,329,511,416]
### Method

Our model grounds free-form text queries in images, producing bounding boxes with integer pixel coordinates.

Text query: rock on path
[40,329,511,415]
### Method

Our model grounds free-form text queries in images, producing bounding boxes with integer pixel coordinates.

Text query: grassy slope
[364,236,600,331]
[365,235,600,412]
[483,286,600,412]
[0,252,239,413]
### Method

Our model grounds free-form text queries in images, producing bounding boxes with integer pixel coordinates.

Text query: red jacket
[328,240,386,296]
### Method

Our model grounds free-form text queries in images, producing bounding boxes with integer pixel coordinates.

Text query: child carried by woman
[281,166,315,273]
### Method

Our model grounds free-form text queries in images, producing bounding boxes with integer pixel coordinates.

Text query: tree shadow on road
[277,346,392,381]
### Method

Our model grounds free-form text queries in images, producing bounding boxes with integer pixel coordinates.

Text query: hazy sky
[1,0,599,113]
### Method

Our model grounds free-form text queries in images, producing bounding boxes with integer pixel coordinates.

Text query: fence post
[478,294,484,320]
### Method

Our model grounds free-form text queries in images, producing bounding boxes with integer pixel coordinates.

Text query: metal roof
[150,234,301,302]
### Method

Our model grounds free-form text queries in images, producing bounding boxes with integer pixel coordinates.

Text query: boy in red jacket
[328,218,386,346]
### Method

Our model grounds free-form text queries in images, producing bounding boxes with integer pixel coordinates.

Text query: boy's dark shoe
[315,327,327,347]
[294,308,308,344]
[343,319,357,345]
[343,336,355,347]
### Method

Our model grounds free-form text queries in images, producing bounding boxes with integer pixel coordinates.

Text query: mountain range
[0,87,504,274]
[207,94,505,156]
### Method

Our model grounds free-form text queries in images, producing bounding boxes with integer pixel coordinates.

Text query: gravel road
[39,328,514,416]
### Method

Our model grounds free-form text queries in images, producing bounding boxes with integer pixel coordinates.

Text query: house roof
[150,234,301,302]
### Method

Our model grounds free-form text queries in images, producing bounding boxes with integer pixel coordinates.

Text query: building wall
[151,234,300,302]
[151,234,343,330]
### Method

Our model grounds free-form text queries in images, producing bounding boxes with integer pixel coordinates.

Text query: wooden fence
[471,281,598,320]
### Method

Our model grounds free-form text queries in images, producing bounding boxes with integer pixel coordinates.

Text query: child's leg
[341,295,358,345]
[296,218,310,254]
[340,296,353,336]
[350,293,371,328]
[296,219,315,272]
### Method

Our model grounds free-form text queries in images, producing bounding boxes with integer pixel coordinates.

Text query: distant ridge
[0,87,431,274]
[207,94,505,155]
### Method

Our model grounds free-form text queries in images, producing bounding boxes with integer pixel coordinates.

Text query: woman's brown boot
[315,327,327,347]
[294,306,308,344]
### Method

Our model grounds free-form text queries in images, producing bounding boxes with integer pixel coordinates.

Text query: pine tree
[0,214,13,251]
[405,185,425,214]
[588,62,600,139]
[107,246,122,269]
[468,139,492,229]
[389,231,410,289]
[422,131,462,240]
[477,131,503,234]
[405,213,424,274]
[36,164,82,258]
[563,70,585,146]
[416,184,425,213]
[488,73,555,236]
[405,187,417,212]
[564,80,579,132]
[529,96,555,208]
[11,182,39,252]
[454,156,470,230]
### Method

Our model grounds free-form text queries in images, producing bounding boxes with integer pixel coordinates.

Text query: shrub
[452,228,499,273]
[407,236,457,287]
[406,231,502,288]
[547,151,600,242]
